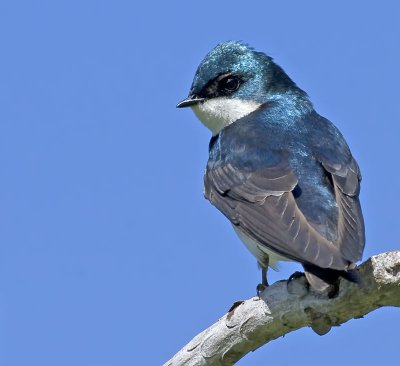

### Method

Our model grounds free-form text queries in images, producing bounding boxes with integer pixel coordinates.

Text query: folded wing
[205,140,364,270]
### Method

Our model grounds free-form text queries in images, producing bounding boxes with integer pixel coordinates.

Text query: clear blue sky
[0,1,399,365]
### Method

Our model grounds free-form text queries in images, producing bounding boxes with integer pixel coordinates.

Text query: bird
[177,41,365,293]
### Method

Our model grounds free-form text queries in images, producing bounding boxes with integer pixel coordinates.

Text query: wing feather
[317,147,365,262]
[205,163,351,270]
[204,109,365,271]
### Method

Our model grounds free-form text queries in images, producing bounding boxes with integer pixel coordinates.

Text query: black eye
[219,76,240,92]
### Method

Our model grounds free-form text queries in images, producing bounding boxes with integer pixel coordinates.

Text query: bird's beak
[176,95,205,108]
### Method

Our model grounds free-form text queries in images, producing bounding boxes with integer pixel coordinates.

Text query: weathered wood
[164,252,400,366]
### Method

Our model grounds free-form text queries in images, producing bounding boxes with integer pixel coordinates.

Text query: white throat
[191,97,262,135]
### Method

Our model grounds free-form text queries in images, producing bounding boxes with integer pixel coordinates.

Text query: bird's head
[177,41,298,135]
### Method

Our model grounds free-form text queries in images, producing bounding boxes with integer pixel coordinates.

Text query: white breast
[191,97,261,135]
[233,226,291,270]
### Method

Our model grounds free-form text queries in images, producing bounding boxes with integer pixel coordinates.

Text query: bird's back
[206,101,364,268]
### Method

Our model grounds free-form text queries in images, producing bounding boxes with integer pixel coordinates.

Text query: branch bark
[164,251,400,366]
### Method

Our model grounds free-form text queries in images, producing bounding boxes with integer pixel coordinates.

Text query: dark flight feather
[204,104,365,289]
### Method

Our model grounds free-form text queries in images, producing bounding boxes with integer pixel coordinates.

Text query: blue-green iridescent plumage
[208,107,341,242]
[182,41,365,291]
[190,41,308,106]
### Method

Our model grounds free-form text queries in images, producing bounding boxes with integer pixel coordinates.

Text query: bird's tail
[303,264,360,296]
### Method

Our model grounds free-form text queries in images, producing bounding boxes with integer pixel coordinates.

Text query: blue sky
[0,1,399,365]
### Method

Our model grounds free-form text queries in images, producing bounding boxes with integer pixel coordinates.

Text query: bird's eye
[219,76,240,92]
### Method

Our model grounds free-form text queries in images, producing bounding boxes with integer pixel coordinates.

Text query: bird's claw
[287,271,309,296]
[256,283,268,297]
[288,271,306,282]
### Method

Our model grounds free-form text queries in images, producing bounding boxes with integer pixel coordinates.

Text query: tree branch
[164,251,400,366]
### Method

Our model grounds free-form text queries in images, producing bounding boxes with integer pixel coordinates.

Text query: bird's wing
[204,153,352,270]
[312,127,365,263]
[204,124,364,270]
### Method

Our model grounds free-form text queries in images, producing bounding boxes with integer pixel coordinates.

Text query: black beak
[176,95,205,108]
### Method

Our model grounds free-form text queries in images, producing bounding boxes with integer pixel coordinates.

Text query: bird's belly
[233,226,291,270]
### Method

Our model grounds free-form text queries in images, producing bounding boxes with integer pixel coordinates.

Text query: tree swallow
[177,41,365,292]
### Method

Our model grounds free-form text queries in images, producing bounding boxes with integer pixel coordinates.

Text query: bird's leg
[261,266,269,287]
[256,257,269,297]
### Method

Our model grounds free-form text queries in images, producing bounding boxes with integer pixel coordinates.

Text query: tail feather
[303,264,359,294]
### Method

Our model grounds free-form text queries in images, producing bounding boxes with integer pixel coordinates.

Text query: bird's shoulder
[305,112,362,196]
[208,106,360,186]
[207,103,293,169]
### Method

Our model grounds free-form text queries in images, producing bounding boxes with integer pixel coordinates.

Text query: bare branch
[164,251,400,366]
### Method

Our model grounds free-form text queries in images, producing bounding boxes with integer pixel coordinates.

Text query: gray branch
[164,251,400,366]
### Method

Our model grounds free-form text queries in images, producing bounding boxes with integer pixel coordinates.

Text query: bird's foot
[256,283,268,298]
[257,262,269,297]
[287,271,309,296]
[288,271,306,281]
